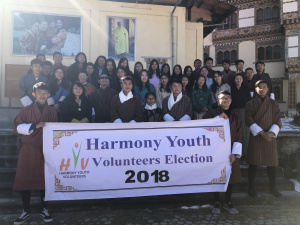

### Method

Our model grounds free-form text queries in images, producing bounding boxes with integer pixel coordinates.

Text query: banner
[43,119,232,201]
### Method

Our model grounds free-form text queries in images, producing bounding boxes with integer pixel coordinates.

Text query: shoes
[40,208,53,223]
[248,188,257,198]
[270,189,282,197]
[14,210,31,225]
[211,202,221,214]
[223,202,239,214]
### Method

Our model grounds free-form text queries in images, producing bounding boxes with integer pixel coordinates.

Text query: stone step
[240,165,284,178]
[0,155,18,168]
[0,168,16,183]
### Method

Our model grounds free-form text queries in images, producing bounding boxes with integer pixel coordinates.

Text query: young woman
[231,73,251,156]
[116,67,127,92]
[67,52,87,83]
[171,64,183,82]
[133,62,143,84]
[210,71,231,108]
[118,57,133,77]
[181,75,192,97]
[102,58,119,91]
[184,65,195,91]
[93,55,106,76]
[155,74,171,109]
[143,91,163,122]
[191,75,212,119]
[133,69,155,104]
[48,66,70,112]
[78,71,95,97]
[200,66,213,88]
[86,62,98,87]
[160,63,171,77]
[60,82,92,123]
[148,59,160,87]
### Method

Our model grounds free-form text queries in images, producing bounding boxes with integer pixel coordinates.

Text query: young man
[244,67,256,93]
[13,82,58,224]
[36,53,46,62]
[111,76,143,123]
[221,59,235,86]
[52,51,68,73]
[204,57,215,79]
[19,59,48,107]
[41,61,53,80]
[253,61,274,99]
[162,79,193,121]
[245,80,282,198]
[90,73,118,123]
[235,59,245,77]
[194,59,202,72]
[203,91,242,214]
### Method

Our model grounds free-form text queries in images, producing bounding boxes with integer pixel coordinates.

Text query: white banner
[43,119,232,201]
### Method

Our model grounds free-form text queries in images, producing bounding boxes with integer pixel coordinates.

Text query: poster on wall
[107,17,136,61]
[12,11,82,57]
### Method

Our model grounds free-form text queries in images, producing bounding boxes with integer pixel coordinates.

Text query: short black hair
[78,71,88,77]
[145,91,156,100]
[170,78,182,86]
[204,57,213,64]
[218,90,231,98]
[255,61,265,68]
[31,59,43,66]
[42,61,53,67]
[255,80,268,88]
[36,53,45,59]
[235,59,244,65]
[245,67,254,73]
[194,59,202,64]
[121,76,133,83]
[33,82,49,93]
[53,51,62,57]
[222,59,230,65]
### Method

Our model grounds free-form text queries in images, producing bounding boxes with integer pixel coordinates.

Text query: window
[224,51,230,60]
[218,13,238,30]
[257,45,283,61]
[274,86,281,101]
[231,50,237,63]
[273,81,283,102]
[204,52,209,60]
[215,48,238,65]
[217,52,224,65]
[256,6,280,25]
[231,13,237,29]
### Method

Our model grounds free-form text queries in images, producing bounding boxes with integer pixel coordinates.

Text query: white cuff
[20,96,33,107]
[47,97,54,106]
[129,120,136,123]
[17,124,34,135]
[269,124,280,138]
[250,123,263,136]
[113,118,122,123]
[232,142,242,158]
[163,114,175,121]
[92,107,95,116]
[270,93,275,100]
[214,115,220,119]
[59,96,66,102]
[179,114,191,121]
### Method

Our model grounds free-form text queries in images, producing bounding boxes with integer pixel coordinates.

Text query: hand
[230,154,236,166]
[53,104,60,112]
[36,122,45,129]
[219,113,228,119]
[264,132,274,142]
[202,107,208,112]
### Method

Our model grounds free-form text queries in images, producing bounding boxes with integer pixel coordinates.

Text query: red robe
[13,103,58,190]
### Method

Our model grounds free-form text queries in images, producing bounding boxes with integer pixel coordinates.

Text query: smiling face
[182,77,189,86]
[42,65,52,76]
[107,61,113,72]
[34,89,49,105]
[78,73,88,84]
[141,71,148,84]
[121,79,133,95]
[217,93,232,110]
[256,63,265,73]
[174,66,181,75]
[54,69,64,81]
[146,94,156,106]
[197,76,205,88]
[73,84,83,98]
[160,75,169,86]
[56,20,63,29]
[98,74,110,88]
[185,68,192,76]
[200,67,208,77]
[222,62,230,71]
[39,21,48,32]
[246,69,254,80]
[86,65,94,75]
[194,61,202,70]
[117,68,126,80]
[171,82,182,96]
[234,75,243,86]
[256,82,269,98]
[214,73,222,84]
[151,62,158,71]
[205,60,213,70]
[135,63,143,73]
[31,63,42,77]
[77,54,86,64]
[53,54,62,64]
[98,57,106,68]
[162,65,169,74]
[121,60,128,68]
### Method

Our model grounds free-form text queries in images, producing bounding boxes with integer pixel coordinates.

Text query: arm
[110,96,121,123]
[191,91,204,113]
[245,101,263,136]
[19,75,33,107]
[133,98,144,122]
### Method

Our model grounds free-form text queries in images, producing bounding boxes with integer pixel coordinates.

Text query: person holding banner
[203,90,242,215]
[60,82,92,123]
[111,76,143,123]
[13,82,58,224]
[246,80,282,198]
[162,79,193,121]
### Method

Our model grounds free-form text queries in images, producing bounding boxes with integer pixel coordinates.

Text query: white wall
[239,8,255,28]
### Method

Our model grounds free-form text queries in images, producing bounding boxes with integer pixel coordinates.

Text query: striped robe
[162,95,193,121]
[245,95,282,166]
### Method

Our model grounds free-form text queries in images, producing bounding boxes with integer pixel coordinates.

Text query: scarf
[145,103,157,110]
[168,92,182,110]
[119,91,133,103]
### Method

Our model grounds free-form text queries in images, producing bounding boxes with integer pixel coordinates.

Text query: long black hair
[159,74,171,93]
[210,71,224,93]
[160,63,171,76]
[194,75,208,91]
[133,62,143,80]
[74,52,87,65]
[118,57,132,76]
[148,59,160,79]
[49,66,70,96]
[93,56,106,70]
[102,58,117,75]
[136,69,151,92]
[65,81,87,102]
[184,66,193,75]
[172,64,183,77]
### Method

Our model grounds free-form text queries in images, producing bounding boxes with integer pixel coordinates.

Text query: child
[13,82,58,224]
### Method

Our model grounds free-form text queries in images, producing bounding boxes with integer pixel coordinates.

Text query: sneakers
[223,202,239,214]
[270,189,282,197]
[14,210,31,225]
[211,202,221,214]
[40,208,53,223]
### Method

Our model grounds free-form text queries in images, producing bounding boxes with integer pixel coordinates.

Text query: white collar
[168,92,182,110]
[145,103,157,110]
[119,91,133,103]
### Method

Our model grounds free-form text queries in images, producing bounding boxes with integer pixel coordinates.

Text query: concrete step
[0,168,16,183]
[0,155,18,168]
[240,165,284,178]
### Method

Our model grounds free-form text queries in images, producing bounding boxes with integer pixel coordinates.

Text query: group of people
[14,52,281,224]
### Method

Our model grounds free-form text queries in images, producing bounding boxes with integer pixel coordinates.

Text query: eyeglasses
[218,97,231,101]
